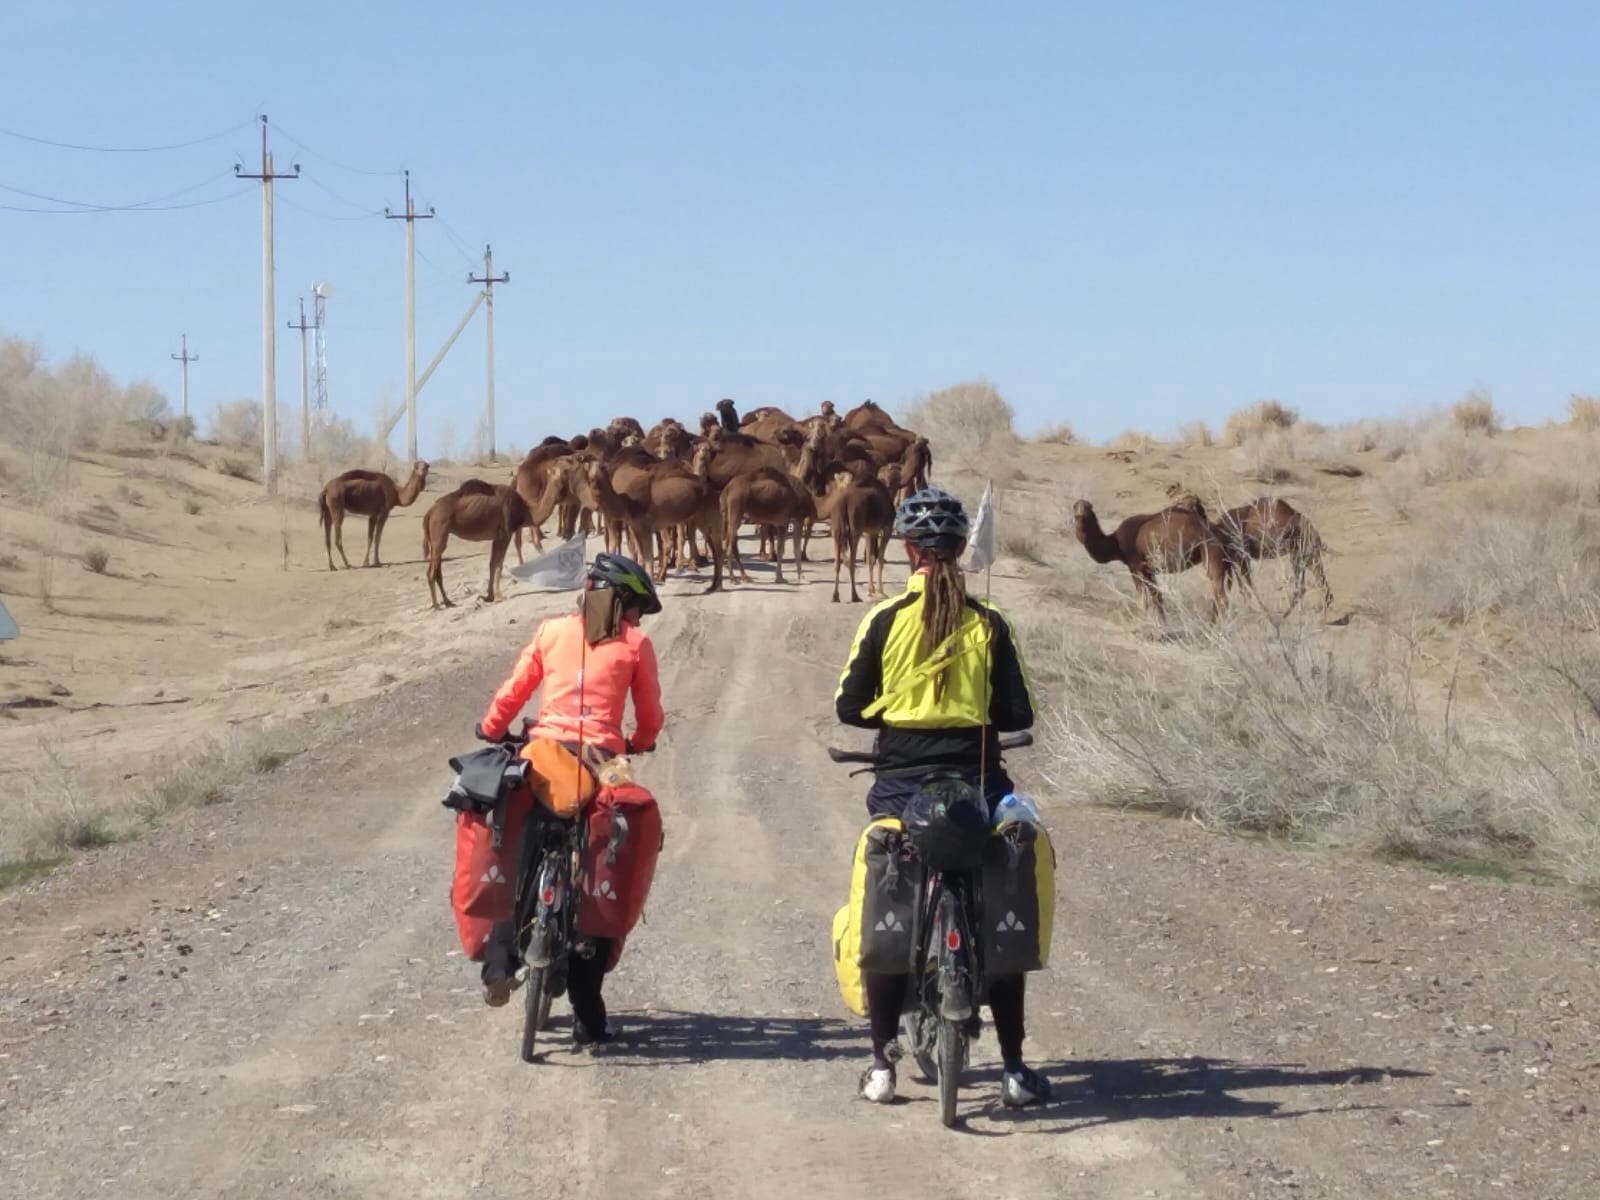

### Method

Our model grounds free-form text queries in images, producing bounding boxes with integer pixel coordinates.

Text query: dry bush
[81,546,110,574]
[1415,421,1504,483]
[1221,400,1298,447]
[211,399,263,450]
[1568,395,1600,431]
[1450,389,1500,434]
[1109,429,1156,452]
[1031,421,1075,445]
[1002,534,1047,566]
[138,727,303,818]
[1363,459,1425,520]
[1178,421,1213,447]
[218,456,258,482]
[1232,429,1297,484]
[1325,418,1416,460]
[900,380,1016,481]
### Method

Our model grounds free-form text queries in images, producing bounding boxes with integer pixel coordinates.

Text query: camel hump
[1169,491,1205,517]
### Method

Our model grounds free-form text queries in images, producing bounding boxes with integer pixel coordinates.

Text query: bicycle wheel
[937,1017,965,1127]
[520,965,550,1063]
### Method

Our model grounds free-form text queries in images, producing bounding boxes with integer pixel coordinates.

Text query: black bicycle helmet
[893,486,970,554]
[585,552,662,615]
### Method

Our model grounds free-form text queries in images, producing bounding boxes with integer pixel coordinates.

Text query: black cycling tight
[866,972,1027,1071]
[566,937,613,1034]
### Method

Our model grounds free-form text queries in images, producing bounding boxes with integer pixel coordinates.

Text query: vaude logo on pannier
[873,912,906,933]
[997,910,1025,932]
[480,864,507,885]
[594,880,618,900]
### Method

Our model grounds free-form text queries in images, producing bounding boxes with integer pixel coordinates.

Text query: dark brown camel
[720,465,814,584]
[1073,496,1231,621]
[423,480,530,609]
[715,398,741,433]
[570,446,725,593]
[319,461,430,570]
[1217,497,1333,613]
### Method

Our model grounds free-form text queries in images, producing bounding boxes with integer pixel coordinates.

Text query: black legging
[566,937,613,1035]
[866,971,1027,1071]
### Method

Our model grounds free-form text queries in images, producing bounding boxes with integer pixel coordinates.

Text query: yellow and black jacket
[835,572,1035,774]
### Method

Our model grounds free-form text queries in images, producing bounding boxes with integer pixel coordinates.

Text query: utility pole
[235,114,299,493]
[467,243,510,461]
[170,334,198,420]
[385,170,433,464]
[288,299,313,460]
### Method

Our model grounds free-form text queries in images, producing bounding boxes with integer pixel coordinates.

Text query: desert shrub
[1363,459,1424,520]
[218,456,258,482]
[1002,534,1047,566]
[211,399,263,450]
[1232,429,1297,484]
[1031,421,1075,445]
[1109,430,1156,452]
[1178,421,1213,447]
[1415,421,1504,483]
[1569,395,1600,431]
[170,414,197,440]
[138,727,304,817]
[81,546,110,574]
[900,380,1016,479]
[308,414,367,465]
[1451,389,1500,434]
[1222,401,1298,447]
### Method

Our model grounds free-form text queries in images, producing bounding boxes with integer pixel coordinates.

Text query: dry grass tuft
[1222,401,1298,447]
[1451,389,1501,435]
[80,545,111,574]
[218,456,258,482]
[1568,395,1600,431]
[1031,421,1075,445]
[138,726,304,818]
[1002,534,1047,566]
[1178,421,1213,447]
[1109,430,1156,453]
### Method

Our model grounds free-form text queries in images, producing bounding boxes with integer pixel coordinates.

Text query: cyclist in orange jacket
[475,553,663,1043]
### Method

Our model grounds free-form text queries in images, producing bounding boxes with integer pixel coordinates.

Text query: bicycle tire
[911,1003,939,1084]
[938,1017,964,1127]
[520,965,549,1063]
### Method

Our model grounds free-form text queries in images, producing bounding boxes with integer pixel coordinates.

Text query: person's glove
[475,723,514,744]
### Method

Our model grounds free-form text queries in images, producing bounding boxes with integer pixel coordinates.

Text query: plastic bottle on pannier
[980,794,1055,977]
[576,781,664,942]
[832,818,922,1017]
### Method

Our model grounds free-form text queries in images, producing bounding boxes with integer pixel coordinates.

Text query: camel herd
[317,399,932,608]
[314,398,1333,622]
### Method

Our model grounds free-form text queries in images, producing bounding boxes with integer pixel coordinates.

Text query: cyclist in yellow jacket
[835,486,1051,1109]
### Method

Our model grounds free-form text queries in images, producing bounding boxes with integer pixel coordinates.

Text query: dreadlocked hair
[919,550,967,701]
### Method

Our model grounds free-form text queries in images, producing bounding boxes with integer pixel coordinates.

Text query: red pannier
[576,783,663,941]
[450,785,535,961]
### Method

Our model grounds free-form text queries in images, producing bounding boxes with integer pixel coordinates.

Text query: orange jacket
[479,611,663,755]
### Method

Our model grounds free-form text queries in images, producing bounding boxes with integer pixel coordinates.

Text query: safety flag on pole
[510,533,587,590]
[963,480,996,573]
[0,597,17,640]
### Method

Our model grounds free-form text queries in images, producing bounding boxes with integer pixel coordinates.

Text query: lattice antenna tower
[311,281,333,411]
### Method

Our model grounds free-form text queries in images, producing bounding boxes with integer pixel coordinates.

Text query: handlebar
[827,730,1034,766]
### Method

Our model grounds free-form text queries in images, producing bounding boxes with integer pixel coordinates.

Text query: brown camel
[423,480,530,609]
[1217,497,1333,613]
[319,461,430,570]
[720,466,814,585]
[715,398,742,433]
[1073,497,1231,621]
[818,465,896,603]
[570,448,725,593]
[842,400,912,438]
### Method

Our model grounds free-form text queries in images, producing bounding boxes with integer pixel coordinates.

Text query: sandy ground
[2,427,1597,1196]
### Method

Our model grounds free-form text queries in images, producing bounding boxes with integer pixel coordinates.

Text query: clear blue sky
[3,2,1597,454]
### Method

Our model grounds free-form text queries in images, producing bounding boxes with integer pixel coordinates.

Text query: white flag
[510,534,587,589]
[963,480,996,573]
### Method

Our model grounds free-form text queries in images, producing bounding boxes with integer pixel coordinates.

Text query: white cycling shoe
[1001,1064,1052,1108]
[859,1063,897,1104]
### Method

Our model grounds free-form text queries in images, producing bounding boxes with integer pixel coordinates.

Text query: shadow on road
[962,1055,1433,1133]
[543,1009,867,1067]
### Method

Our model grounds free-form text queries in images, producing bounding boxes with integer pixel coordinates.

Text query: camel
[510,442,584,550]
[423,480,530,609]
[1217,497,1333,613]
[895,436,933,497]
[1073,496,1231,622]
[570,446,725,593]
[720,466,814,585]
[319,461,430,570]
[715,398,741,433]
[842,400,912,438]
[818,464,896,603]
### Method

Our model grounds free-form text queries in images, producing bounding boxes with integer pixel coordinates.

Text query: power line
[270,122,402,177]
[304,174,383,215]
[0,186,253,215]
[0,168,237,212]
[435,214,481,267]
[277,194,379,223]
[0,116,256,153]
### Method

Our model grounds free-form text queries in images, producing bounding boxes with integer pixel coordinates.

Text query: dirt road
[3,577,1597,1199]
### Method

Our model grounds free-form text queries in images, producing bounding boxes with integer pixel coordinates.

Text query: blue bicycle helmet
[893,486,970,555]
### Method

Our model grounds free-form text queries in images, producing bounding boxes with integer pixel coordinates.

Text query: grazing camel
[1218,497,1333,613]
[819,466,896,603]
[319,461,430,570]
[571,449,726,593]
[1073,496,1231,622]
[423,480,530,609]
[720,466,814,584]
